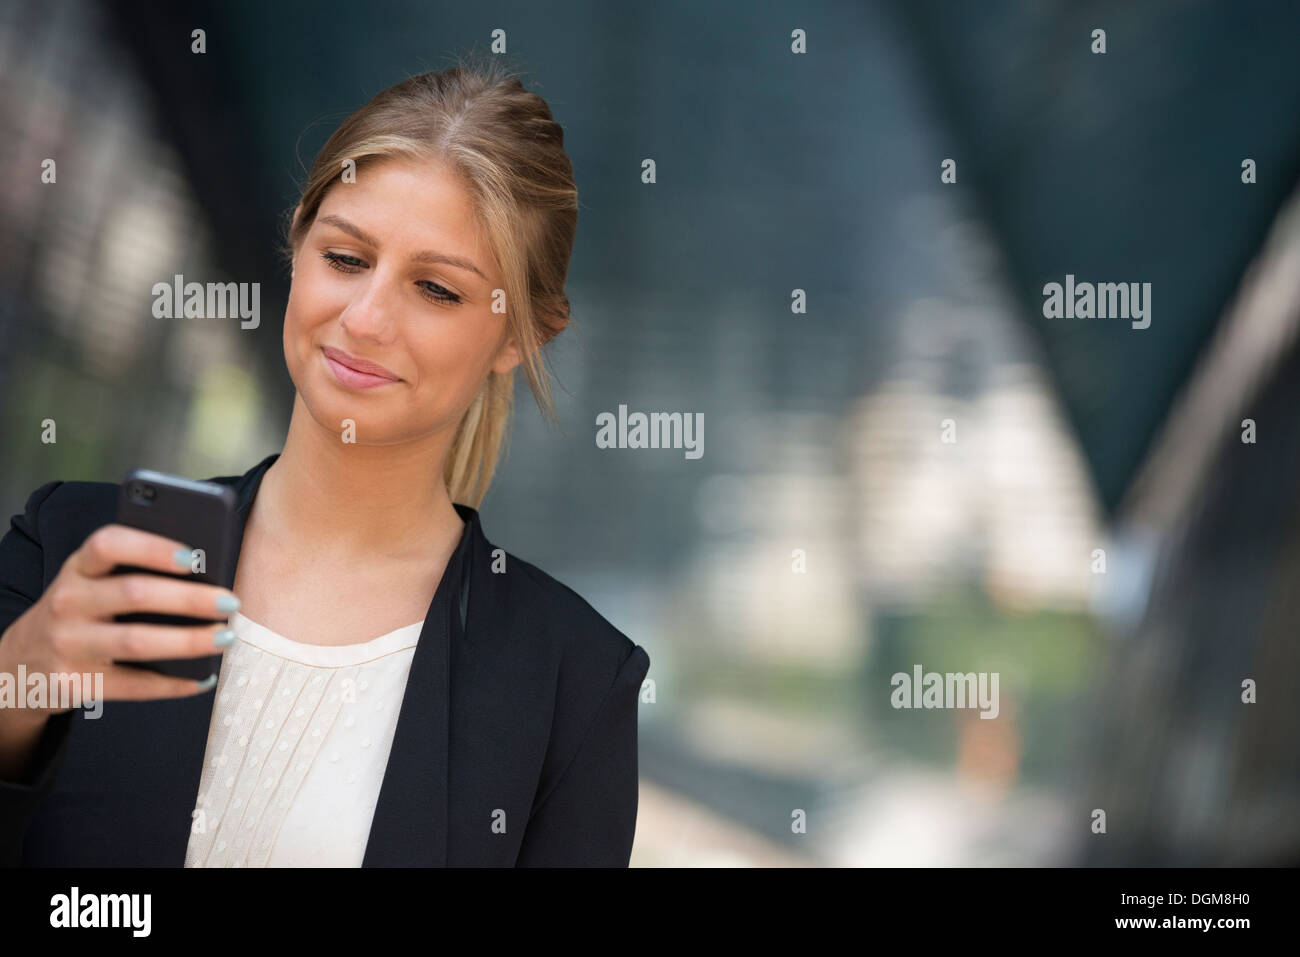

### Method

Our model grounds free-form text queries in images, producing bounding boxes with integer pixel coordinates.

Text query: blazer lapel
[359,581,451,866]
[362,502,480,867]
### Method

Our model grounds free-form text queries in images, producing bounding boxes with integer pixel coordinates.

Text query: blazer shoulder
[0,480,118,612]
[498,549,649,680]
[493,550,650,808]
[17,461,250,531]
[29,478,118,526]
[33,478,118,506]
[11,479,117,537]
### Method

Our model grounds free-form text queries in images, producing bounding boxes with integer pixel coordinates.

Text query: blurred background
[2,0,1299,865]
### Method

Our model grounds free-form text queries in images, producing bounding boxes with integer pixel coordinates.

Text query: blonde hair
[285,54,577,507]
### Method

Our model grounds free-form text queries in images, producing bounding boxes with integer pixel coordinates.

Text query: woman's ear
[491,330,523,376]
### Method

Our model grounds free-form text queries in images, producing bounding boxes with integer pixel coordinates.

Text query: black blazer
[0,453,650,866]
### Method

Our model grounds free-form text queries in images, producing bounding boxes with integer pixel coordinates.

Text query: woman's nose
[338,274,398,342]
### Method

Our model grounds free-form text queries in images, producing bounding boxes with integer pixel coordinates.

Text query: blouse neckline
[228,610,424,668]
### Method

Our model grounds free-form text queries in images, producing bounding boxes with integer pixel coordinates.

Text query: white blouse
[183,610,424,867]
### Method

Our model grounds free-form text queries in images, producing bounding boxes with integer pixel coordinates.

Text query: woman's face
[284,155,520,447]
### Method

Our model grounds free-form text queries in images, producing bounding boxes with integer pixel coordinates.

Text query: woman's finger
[75,573,238,623]
[52,619,235,662]
[70,523,203,580]
[98,662,220,702]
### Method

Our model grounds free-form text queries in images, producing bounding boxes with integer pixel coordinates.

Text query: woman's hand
[0,522,239,734]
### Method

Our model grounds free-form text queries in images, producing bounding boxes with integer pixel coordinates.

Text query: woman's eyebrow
[320,214,379,248]
[319,213,487,281]
[408,248,487,280]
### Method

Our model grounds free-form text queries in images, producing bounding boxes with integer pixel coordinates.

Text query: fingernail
[195,673,218,692]
[214,629,236,648]
[174,547,195,570]
[216,594,240,614]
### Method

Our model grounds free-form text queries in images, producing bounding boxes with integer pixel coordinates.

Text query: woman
[0,60,650,867]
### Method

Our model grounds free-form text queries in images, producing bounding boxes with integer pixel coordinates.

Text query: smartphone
[109,468,239,681]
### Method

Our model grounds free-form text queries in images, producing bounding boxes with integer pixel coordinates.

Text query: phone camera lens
[128,482,155,503]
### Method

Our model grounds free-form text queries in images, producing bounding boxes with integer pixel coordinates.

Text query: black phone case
[109,469,239,682]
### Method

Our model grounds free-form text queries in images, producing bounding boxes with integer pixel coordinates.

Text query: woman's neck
[256,394,465,561]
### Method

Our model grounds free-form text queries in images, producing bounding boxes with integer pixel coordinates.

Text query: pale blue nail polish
[174,547,195,570]
[216,594,240,614]
[195,673,218,692]
[214,629,236,648]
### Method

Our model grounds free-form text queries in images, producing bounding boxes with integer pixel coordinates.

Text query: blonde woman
[0,60,650,867]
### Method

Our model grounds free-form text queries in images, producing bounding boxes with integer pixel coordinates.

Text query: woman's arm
[0,480,64,776]
[514,642,650,867]
[0,481,74,863]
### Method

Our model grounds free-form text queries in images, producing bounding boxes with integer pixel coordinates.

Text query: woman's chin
[297,394,384,441]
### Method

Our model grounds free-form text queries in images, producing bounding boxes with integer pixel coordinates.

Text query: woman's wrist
[0,702,53,783]
[0,626,55,782]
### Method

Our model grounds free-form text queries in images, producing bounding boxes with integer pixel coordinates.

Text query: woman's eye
[319,251,459,305]
[418,281,462,305]
[321,251,364,272]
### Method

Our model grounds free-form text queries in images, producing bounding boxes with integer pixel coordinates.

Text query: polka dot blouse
[184,610,423,867]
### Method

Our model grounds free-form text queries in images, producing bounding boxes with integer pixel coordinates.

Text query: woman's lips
[321,346,401,389]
